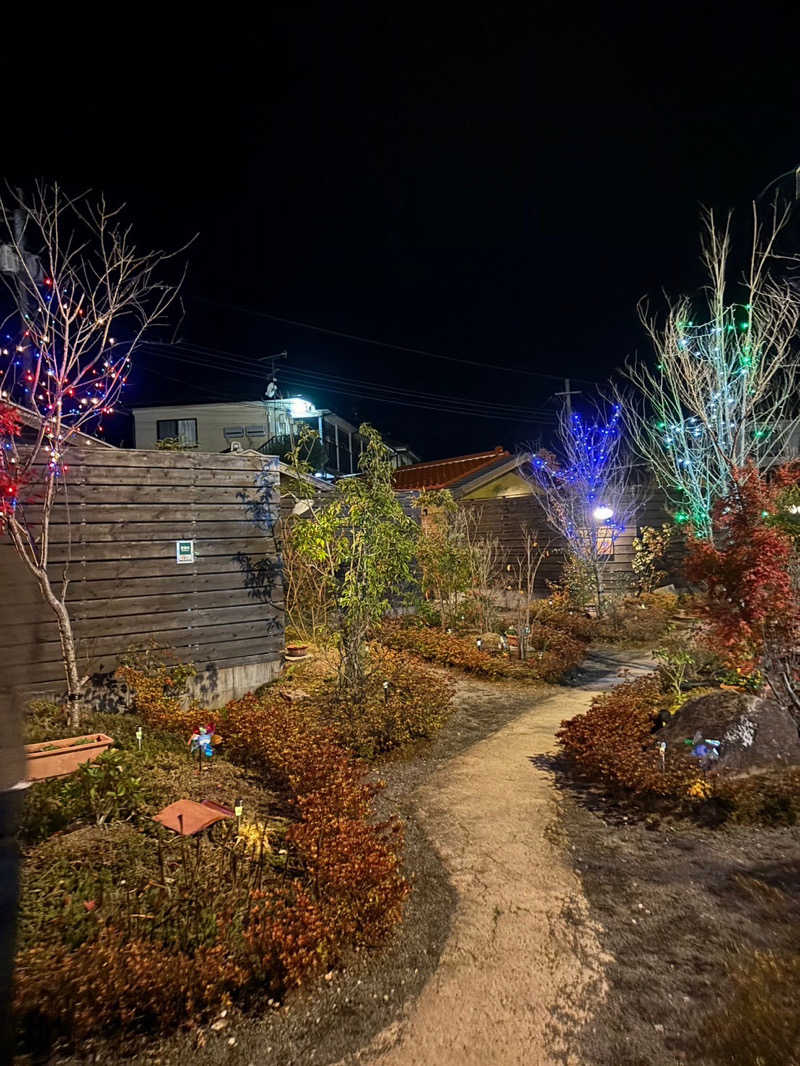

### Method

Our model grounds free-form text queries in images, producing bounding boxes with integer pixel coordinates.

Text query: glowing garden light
[593,506,614,522]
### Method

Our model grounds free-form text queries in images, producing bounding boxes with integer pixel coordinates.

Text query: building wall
[459,494,675,593]
[0,447,284,704]
[133,401,295,454]
[460,471,533,500]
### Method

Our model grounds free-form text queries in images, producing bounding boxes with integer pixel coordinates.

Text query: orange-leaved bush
[14,690,408,1044]
[379,620,586,682]
[557,675,696,798]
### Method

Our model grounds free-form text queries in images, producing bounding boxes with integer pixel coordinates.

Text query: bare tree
[525,400,643,614]
[0,184,187,724]
[465,520,505,634]
[623,201,800,540]
[508,529,550,660]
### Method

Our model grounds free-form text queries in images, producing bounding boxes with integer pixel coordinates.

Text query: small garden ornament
[188,721,217,773]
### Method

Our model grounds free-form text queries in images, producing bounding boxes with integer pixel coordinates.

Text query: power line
[139,344,556,423]
[190,296,595,386]
[150,339,556,418]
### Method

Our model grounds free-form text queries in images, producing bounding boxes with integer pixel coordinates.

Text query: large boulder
[658,690,800,776]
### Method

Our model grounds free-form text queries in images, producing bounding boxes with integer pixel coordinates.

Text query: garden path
[347,648,655,1066]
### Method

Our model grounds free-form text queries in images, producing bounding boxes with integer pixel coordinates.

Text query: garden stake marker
[135,726,143,751]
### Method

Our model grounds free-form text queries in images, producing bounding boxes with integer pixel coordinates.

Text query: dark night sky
[5,5,800,458]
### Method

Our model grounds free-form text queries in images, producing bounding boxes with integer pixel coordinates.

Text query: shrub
[314,648,455,757]
[557,675,696,798]
[14,691,409,1046]
[685,464,800,673]
[379,622,513,679]
[115,641,198,733]
[62,750,145,827]
[379,619,586,683]
[15,931,248,1046]
[597,592,676,645]
[713,769,800,826]
[529,597,599,643]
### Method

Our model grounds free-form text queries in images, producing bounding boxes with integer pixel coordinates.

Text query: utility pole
[555,378,581,418]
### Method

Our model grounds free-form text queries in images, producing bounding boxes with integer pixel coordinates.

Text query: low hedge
[312,647,456,758]
[557,675,697,799]
[378,621,586,683]
[557,674,800,824]
[15,689,408,1046]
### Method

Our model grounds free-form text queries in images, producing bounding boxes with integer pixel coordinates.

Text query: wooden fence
[0,447,282,693]
[458,493,675,593]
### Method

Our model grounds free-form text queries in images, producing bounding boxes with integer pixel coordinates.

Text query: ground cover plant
[14,659,413,1051]
[378,617,587,683]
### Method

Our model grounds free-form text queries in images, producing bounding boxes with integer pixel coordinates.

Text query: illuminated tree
[526,401,642,614]
[623,202,800,540]
[0,184,186,723]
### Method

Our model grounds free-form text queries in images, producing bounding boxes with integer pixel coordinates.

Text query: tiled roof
[392,446,510,491]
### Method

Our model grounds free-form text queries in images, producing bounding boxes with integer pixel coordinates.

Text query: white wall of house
[133,401,295,453]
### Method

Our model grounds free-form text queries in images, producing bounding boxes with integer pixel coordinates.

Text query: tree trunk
[34,569,82,727]
[592,562,605,618]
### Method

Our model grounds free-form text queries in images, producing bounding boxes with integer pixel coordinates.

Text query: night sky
[6,6,800,458]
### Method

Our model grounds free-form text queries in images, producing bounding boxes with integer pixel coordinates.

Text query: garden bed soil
[553,781,800,1066]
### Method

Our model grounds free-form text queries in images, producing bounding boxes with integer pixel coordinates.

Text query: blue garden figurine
[188,722,217,770]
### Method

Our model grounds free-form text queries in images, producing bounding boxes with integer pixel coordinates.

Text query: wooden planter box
[25,733,114,782]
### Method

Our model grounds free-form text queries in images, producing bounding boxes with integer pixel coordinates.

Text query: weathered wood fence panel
[458,493,675,593]
[0,448,282,691]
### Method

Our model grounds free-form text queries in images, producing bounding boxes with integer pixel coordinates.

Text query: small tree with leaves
[414,489,473,629]
[291,425,418,697]
[0,184,185,723]
[525,400,643,615]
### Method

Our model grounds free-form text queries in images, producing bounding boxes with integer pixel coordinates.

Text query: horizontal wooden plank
[55,485,267,506]
[60,466,276,489]
[4,621,284,666]
[47,553,277,582]
[63,570,281,601]
[50,501,270,521]
[47,521,272,544]
[5,640,284,688]
[61,446,272,470]
[48,537,276,563]
[0,602,279,645]
[68,589,284,618]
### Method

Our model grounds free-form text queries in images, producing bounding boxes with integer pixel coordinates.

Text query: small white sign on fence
[176,539,195,564]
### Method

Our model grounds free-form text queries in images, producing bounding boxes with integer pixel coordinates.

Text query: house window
[223,426,244,439]
[246,424,266,436]
[157,418,197,448]
[597,526,615,558]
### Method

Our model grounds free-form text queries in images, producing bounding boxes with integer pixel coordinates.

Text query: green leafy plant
[654,625,697,706]
[63,750,145,826]
[632,523,673,593]
[414,490,474,630]
[290,425,419,698]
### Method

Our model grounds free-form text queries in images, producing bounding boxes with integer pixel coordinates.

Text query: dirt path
[346,650,654,1066]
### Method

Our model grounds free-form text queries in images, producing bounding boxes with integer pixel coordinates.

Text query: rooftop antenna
[258,350,288,398]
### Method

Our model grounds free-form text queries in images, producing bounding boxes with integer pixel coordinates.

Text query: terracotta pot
[286,643,309,657]
[25,733,114,782]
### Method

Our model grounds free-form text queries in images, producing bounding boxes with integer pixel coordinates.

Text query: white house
[132,397,420,477]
